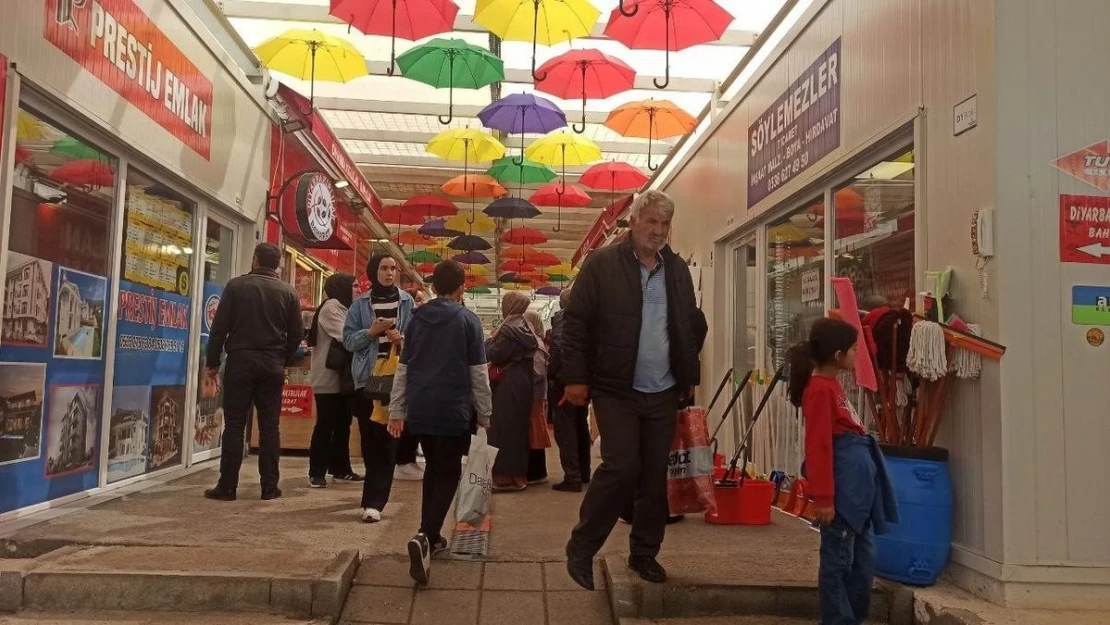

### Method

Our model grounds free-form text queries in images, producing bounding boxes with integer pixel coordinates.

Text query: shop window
[194,220,235,457]
[766,198,826,371]
[107,169,195,483]
[1,107,116,511]
[833,149,916,309]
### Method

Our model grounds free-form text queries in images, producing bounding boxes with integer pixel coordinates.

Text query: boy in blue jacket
[388,260,492,585]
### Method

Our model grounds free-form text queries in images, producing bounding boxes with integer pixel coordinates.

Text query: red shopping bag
[667,407,717,515]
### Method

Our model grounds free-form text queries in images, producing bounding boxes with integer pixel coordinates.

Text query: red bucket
[704,479,776,525]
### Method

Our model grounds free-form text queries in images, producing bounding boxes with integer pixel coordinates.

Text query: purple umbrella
[452,251,491,264]
[419,218,465,238]
[535,286,562,296]
[478,93,567,163]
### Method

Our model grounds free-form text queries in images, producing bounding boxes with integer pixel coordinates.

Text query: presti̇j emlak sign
[748,38,841,209]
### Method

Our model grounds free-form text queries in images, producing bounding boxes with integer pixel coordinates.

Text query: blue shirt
[633,253,676,393]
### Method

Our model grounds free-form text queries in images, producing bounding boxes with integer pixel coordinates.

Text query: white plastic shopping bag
[455,430,498,527]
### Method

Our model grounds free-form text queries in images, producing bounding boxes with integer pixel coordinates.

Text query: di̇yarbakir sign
[748,38,841,209]
[44,0,214,159]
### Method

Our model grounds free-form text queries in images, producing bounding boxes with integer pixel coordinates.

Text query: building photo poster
[194,281,224,454]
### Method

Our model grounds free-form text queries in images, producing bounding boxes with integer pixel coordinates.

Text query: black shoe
[331,472,364,482]
[552,480,582,493]
[566,551,595,591]
[628,556,666,583]
[430,536,449,557]
[204,487,236,501]
[309,476,328,489]
[666,515,685,524]
[261,487,283,500]
[408,533,431,585]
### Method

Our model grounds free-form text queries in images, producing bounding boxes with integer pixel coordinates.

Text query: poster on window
[0,363,46,466]
[194,282,224,454]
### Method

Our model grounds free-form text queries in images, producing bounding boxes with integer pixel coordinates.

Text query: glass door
[726,241,758,464]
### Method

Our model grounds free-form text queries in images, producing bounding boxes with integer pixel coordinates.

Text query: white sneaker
[394,463,424,481]
[360,508,382,523]
[408,533,431,585]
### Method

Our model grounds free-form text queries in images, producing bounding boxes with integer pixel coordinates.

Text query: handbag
[324,340,355,395]
[362,344,399,403]
[488,363,504,386]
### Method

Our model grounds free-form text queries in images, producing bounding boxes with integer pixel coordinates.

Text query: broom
[719,365,787,485]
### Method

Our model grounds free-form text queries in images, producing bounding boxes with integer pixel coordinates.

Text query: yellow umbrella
[526,131,602,188]
[425,240,452,256]
[446,212,496,234]
[545,263,578,277]
[474,0,600,81]
[461,264,490,276]
[17,112,45,141]
[254,29,367,107]
[426,129,506,182]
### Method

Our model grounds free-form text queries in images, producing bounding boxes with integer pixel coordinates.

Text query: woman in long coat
[487,292,538,490]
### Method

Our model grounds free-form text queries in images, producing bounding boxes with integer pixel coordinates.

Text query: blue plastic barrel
[874,445,953,587]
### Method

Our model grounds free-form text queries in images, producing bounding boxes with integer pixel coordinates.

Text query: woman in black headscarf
[307,272,359,487]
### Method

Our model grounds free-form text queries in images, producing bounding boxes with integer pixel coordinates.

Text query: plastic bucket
[875,445,953,587]
[704,479,776,525]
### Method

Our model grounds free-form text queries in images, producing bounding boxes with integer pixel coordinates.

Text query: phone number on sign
[118,334,186,353]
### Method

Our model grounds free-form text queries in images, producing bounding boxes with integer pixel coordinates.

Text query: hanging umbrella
[441,174,506,199]
[453,251,492,264]
[402,194,459,219]
[426,240,453,256]
[407,250,442,263]
[526,133,602,220]
[502,259,536,273]
[461,264,490,276]
[473,0,600,82]
[14,144,32,165]
[531,182,591,233]
[466,275,491,287]
[534,49,636,133]
[17,112,45,142]
[394,230,438,247]
[467,286,492,295]
[547,272,572,282]
[522,249,561,267]
[546,262,579,278]
[380,205,427,233]
[484,197,541,220]
[254,29,368,108]
[52,136,110,161]
[449,234,493,251]
[427,128,506,182]
[478,93,567,163]
[502,227,548,245]
[580,161,649,194]
[330,0,460,76]
[535,286,562,296]
[415,261,438,274]
[397,38,504,124]
[49,159,115,187]
[604,0,734,89]
[446,212,495,234]
[485,156,556,194]
[419,219,465,238]
[498,272,527,284]
[605,99,696,170]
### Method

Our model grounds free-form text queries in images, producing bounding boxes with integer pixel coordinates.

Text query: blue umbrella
[419,218,465,238]
[478,93,567,162]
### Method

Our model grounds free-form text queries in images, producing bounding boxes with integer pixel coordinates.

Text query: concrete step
[0,611,329,624]
[622,618,823,624]
[1,545,358,619]
[604,556,911,625]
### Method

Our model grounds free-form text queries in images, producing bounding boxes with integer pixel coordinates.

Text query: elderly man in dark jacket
[561,190,703,590]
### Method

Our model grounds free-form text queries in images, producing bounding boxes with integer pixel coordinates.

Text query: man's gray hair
[629,189,675,220]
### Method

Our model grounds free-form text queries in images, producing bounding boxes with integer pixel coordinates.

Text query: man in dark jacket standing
[204,243,303,502]
[561,190,702,590]
[388,261,493,585]
[549,287,592,492]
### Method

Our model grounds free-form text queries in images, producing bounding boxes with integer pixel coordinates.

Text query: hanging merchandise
[951,324,983,380]
[906,321,947,382]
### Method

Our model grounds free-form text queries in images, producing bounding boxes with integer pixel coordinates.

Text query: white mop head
[907,321,947,381]
[951,324,983,379]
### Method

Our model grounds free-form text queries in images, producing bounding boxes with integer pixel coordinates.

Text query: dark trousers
[416,432,471,543]
[218,356,285,491]
[568,389,678,559]
[396,434,419,465]
[553,401,592,484]
[819,518,876,625]
[527,449,547,482]
[309,393,354,478]
[354,394,397,510]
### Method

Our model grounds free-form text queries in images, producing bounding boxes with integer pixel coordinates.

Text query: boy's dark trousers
[818,517,876,625]
[415,432,471,543]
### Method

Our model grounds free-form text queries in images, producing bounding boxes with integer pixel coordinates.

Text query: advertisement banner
[280,385,313,418]
[1071,286,1110,327]
[112,280,190,386]
[1060,194,1110,265]
[43,0,214,159]
[748,38,841,208]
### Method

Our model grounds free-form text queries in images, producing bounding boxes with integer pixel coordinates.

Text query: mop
[719,366,787,485]
[906,320,949,445]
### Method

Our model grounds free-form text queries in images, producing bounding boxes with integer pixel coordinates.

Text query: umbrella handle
[619,0,639,17]
[572,67,588,133]
[552,205,562,233]
[439,56,455,124]
[531,1,547,82]
[653,11,672,90]
[387,0,398,76]
[514,113,526,165]
[647,131,658,172]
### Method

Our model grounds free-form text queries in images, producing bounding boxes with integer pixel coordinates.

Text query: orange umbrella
[605,99,696,171]
[394,231,438,247]
[466,275,491,287]
[441,174,507,199]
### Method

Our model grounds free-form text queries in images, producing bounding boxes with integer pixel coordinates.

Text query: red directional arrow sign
[1060,194,1110,265]
[1052,141,1110,192]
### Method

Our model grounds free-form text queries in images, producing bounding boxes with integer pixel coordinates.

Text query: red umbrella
[380,205,427,232]
[534,49,636,133]
[49,159,115,187]
[14,144,32,165]
[604,0,734,89]
[331,0,460,75]
[502,259,536,273]
[402,194,459,219]
[415,262,438,274]
[522,250,560,267]
[580,162,648,194]
[531,183,591,207]
[502,227,548,245]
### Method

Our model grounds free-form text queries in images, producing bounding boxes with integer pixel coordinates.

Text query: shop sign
[1059,194,1110,265]
[801,267,821,303]
[953,95,978,136]
[281,172,336,243]
[280,385,313,418]
[43,0,214,159]
[748,39,841,208]
[1052,140,1110,192]
[1071,286,1110,327]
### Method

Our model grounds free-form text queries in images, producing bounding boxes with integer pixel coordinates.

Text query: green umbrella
[466,286,491,294]
[407,250,442,264]
[52,136,110,161]
[547,273,572,282]
[486,156,556,194]
[397,39,505,125]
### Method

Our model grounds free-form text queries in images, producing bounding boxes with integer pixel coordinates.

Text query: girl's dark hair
[786,317,859,407]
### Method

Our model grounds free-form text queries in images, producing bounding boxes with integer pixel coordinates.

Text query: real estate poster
[194,281,224,454]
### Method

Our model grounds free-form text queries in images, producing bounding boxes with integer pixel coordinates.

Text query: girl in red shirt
[788,318,896,625]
